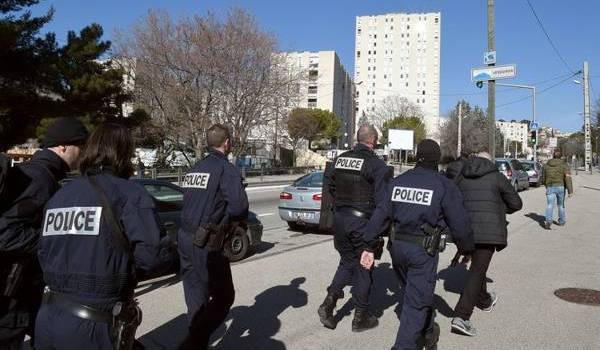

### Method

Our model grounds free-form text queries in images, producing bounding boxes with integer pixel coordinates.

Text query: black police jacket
[372,165,475,253]
[0,149,68,330]
[39,169,174,309]
[325,143,391,241]
[180,149,249,233]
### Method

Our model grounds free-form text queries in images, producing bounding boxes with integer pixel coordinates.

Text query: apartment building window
[407,25,410,30]
[390,26,394,30]
[435,17,439,23]
[357,51,361,58]
[308,98,317,108]
[358,28,362,35]
[368,50,371,55]
[373,42,377,47]
[374,34,377,39]
[406,82,409,87]
[389,82,392,87]
[308,86,317,94]
[401,34,404,38]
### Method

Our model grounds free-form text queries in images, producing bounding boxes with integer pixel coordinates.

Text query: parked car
[278,172,323,230]
[133,179,262,263]
[519,160,543,187]
[495,158,530,191]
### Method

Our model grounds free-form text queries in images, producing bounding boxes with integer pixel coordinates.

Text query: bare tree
[368,95,425,131]
[114,8,301,160]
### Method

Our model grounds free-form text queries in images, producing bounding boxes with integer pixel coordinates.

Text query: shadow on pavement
[139,314,188,349]
[581,186,600,191]
[525,212,547,228]
[135,274,181,298]
[212,277,308,349]
[252,241,276,255]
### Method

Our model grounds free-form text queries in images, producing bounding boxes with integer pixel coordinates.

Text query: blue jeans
[545,186,566,224]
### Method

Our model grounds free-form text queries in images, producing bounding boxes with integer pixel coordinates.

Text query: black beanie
[41,117,89,148]
[416,139,441,170]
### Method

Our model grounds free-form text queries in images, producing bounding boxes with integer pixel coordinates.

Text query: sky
[32,0,600,132]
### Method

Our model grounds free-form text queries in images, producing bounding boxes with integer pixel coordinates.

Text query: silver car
[278,172,323,230]
[495,158,530,191]
[520,160,543,187]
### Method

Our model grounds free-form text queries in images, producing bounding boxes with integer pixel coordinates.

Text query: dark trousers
[35,303,113,350]
[179,230,235,350]
[454,244,495,320]
[389,240,438,350]
[328,214,372,309]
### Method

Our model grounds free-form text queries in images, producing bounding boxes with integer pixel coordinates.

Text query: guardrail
[138,166,324,186]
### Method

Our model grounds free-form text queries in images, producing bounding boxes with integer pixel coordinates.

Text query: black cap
[416,139,441,163]
[41,117,89,148]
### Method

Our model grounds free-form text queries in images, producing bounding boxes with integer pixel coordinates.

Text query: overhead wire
[524,0,575,74]
[496,73,579,109]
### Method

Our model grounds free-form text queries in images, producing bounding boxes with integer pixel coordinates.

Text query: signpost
[388,129,414,164]
[531,122,539,130]
[472,64,517,82]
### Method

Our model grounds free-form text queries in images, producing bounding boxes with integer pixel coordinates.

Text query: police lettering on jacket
[391,186,433,206]
[43,207,102,236]
[182,172,211,189]
[335,157,364,171]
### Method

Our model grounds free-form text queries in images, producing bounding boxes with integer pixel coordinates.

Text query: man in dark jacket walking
[541,150,573,229]
[0,118,88,349]
[446,151,522,337]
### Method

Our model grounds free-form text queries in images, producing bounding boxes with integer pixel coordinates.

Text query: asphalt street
[136,171,600,350]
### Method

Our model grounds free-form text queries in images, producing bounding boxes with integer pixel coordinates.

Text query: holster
[193,223,230,253]
[111,301,143,350]
[422,223,447,257]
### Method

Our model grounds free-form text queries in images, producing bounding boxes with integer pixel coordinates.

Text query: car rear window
[521,162,534,171]
[294,172,323,188]
[495,161,508,171]
[144,184,183,202]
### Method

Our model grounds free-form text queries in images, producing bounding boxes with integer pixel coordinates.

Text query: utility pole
[487,0,496,157]
[457,102,462,157]
[583,61,592,173]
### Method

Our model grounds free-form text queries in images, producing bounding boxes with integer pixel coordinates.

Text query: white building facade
[282,51,356,148]
[354,12,441,139]
[496,120,529,152]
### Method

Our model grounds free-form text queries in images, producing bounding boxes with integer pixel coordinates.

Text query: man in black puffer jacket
[446,151,522,337]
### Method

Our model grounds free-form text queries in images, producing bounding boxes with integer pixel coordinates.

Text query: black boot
[351,307,379,332]
[423,322,440,350]
[318,292,340,329]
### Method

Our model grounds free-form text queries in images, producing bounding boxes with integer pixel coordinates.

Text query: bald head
[357,124,378,148]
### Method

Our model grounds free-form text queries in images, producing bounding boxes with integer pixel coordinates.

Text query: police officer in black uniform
[178,124,249,350]
[35,123,174,350]
[318,124,391,332]
[0,117,88,349]
[362,139,475,350]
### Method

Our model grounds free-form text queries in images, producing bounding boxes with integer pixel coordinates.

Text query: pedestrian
[178,124,249,350]
[0,117,88,349]
[447,151,522,337]
[541,150,573,229]
[362,139,475,350]
[35,123,175,350]
[318,124,391,332]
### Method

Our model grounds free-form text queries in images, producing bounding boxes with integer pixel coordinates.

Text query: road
[134,172,600,349]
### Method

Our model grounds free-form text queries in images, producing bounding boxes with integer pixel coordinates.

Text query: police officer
[0,117,88,349]
[318,124,391,332]
[361,139,475,350]
[35,123,174,349]
[178,124,249,350]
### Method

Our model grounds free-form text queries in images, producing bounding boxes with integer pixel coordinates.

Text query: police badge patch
[335,157,364,171]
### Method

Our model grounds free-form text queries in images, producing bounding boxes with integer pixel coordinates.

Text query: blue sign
[531,122,539,130]
[484,51,496,65]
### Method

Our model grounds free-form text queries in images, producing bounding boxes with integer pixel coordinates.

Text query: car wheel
[224,231,250,262]
[287,221,302,231]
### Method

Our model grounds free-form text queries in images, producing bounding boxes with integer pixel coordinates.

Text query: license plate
[294,212,314,220]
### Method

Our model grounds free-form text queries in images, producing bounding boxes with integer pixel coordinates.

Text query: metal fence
[139,165,324,185]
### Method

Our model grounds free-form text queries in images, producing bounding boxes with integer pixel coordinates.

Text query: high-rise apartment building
[355,12,441,139]
[283,51,355,148]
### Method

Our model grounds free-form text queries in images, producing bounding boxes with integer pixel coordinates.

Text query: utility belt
[338,207,372,220]
[42,288,142,350]
[186,222,231,252]
[393,223,447,257]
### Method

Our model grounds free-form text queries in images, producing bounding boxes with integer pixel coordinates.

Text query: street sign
[549,137,558,148]
[484,51,496,65]
[531,122,539,129]
[471,64,517,82]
